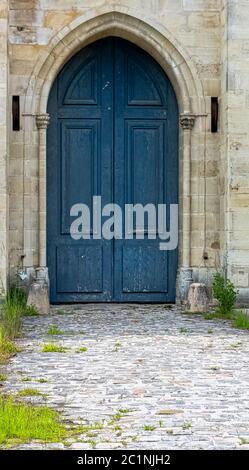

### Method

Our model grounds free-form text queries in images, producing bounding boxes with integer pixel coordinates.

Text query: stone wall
[0,0,8,294]
[3,0,248,303]
[221,0,249,302]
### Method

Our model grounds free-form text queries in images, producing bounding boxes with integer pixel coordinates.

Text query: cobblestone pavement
[1,304,249,450]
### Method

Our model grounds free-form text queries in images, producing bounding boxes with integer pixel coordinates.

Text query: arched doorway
[47,37,179,303]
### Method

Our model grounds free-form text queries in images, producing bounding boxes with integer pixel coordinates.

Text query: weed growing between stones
[47,325,64,335]
[182,422,192,430]
[179,327,190,334]
[114,341,122,351]
[41,343,68,353]
[229,342,242,349]
[0,374,7,382]
[88,439,97,448]
[17,389,47,398]
[119,408,131,414]
[76,346,88,353]
[144,425,156,431]
[233,311,249,330]
[204,311,234,321]
[108,412,122,425]
[204,309,249,332]
[239,437,249,445]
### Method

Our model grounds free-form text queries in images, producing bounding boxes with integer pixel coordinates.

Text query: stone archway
[23,8,206,302]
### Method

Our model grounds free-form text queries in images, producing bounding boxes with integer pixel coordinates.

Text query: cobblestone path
[1,304,249,449]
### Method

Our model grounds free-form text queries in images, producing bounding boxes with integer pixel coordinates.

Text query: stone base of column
[177,267,193,304]
[27,267,50,314]
[187,282,209,313]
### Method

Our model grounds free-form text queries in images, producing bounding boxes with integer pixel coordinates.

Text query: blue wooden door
[47,37,178,303]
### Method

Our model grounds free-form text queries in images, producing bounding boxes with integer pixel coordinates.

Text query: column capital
[36,113,50,129]
[180,113,196,130]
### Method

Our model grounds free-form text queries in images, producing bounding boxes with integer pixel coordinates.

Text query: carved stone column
[36,113,50,267]
[178,113,196,302]
[27,114,50,314]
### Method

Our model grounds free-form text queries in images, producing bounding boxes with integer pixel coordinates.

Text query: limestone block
[187,283,209,313]
[188,12,220,29]
[40,0,103,10]
[44,11,79,30]
[182,0,221,11]
[9,1,39,9]
[9,9,44,28]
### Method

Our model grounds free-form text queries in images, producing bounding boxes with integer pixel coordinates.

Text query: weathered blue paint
[47,37,179,303]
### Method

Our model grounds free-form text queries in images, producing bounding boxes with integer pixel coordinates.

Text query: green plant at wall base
[24,305,39,316]
[0,329,19,357]
[212,272,237,315]
[0,285,39,343]
[5,285,27,311]
[1,299,22,340]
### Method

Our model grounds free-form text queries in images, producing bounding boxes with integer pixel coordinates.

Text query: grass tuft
[17,388,46,397]
[0,394,66,445]
[239,437,249,445]
[88,439,97,448]
[0,332,20,364]
[47,325,64,335]
[24,305,39,316]
[182,422,192,430]
[233,311,249,330]
[0,374,7,382]
[144,425,156,431]
[41,343,67,353]
[76,347,88,353]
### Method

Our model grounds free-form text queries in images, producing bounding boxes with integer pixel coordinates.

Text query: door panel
[125,121,164,206]
[56,245,103,294]
[61,120,100,234]
[113,39,178,301]
[47,37,178,303]
[47,38,113,303]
